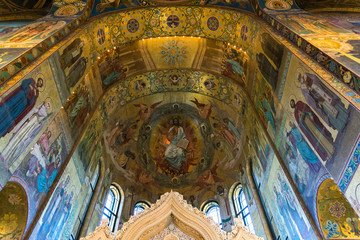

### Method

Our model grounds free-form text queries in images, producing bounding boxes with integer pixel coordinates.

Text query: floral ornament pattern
[317,179,360,239]
[160,40,187,65]
[324,220,340,239]
[346,218,360,236]
[329,201,346,219]
[0,213,18,234]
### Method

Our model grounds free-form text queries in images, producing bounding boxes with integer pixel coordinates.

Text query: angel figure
[190,98,212,120]
[134,101,162,122]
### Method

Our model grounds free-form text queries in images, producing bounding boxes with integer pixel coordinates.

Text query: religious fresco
[248,45,360,236]
[0,20,67,48]
[97,68,248,197]
[101,70,246,119]
[49,35,92,104]
[61,80,94,140]
[257,0,299,12]
[0,4,360,238]
[251,153,317,239]
[341,136,360,217]
[0,59,62,189]
[0,113,69,235]
[244,26,360,236]
[90,0,254,17]
[281,56,360,184]
[73,112,103,176]
[317,178,360,239]
[30,158,82,240]
[0,181,28,240]
[85,7,257,61]
[138,102,214,188]
[0,0,91,86]
[104,92,245,192]
[313,13,360,35]
[221,44,248,86]
[252,1,360,104]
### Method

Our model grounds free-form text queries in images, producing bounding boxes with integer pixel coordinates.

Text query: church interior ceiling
[0,1,360,113]
[1,1,360,239]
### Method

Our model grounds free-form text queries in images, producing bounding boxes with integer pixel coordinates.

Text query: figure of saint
[260,97,276,130]
[65,57,87,90]
[215,186,233,232]
[0,77,43,138]
[1,102,51,173]
[273,186,297,239]
[226,58,244,76]
[189,195,199,209]
[277,175,311,238]
[287,122,322,176]
[290,100,334,161]
[69,89,90,129]
[38,130,52,156]
[102,64,127,86]
[60,38,85,70]
[164,117,188,169]
[297,72,349,132]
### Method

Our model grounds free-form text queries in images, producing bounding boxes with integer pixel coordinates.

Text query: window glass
[232,183,254,234]
[133,201,150,216]
[202,201,222,227]
[102,185,121,232]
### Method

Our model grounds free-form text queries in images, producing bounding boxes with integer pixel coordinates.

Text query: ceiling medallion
[207,17,219,31]
[127,19,140,33]
[137,102,214,188]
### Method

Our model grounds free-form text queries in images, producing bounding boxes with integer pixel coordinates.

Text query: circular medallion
[167,15,180,28]
[207,17,219,31]
[127,19,139,33]
[54,5,78,16]
[137,102,214,188]
[265,0,291,10]
[97,29,105,45]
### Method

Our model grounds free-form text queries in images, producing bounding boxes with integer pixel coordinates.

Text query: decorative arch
[82,191,263,240]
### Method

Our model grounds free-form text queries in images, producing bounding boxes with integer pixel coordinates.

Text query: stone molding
[81,191,263,240]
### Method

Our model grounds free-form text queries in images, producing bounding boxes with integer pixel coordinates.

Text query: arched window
[133,201,150,216]
[233,183,254,233]
[201,200,222,227]
[102,185,121,232]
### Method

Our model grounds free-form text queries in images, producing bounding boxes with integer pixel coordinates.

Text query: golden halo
[35,73,46,92]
